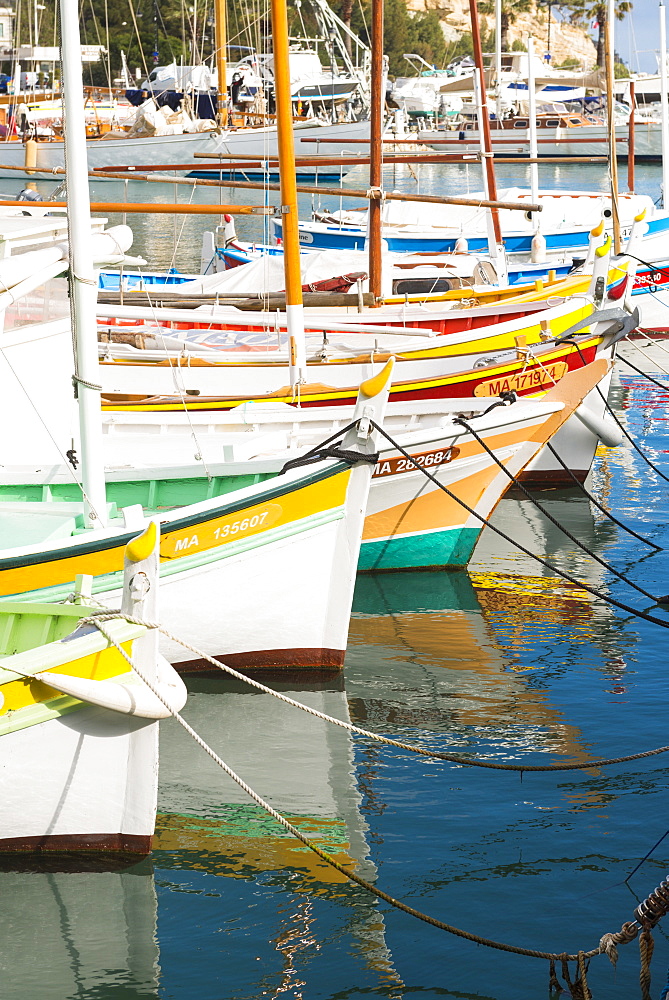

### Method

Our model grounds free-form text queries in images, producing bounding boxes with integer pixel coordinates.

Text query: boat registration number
[373,446,460,478]
[473,362,568,397]
[163,502,283,558]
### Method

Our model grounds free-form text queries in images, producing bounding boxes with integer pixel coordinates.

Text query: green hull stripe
[358,526,481,571]
[0,461,346,572]
[0,694,84,737]
[1,506,345,604]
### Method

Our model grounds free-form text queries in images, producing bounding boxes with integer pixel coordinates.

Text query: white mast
[59,0,107,528]
[495,0,502,118]
[527,36,539,205]
[661,3,669,208]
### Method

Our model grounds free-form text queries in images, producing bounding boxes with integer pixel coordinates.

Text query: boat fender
[531,229,546,264]
[35,656,187,720]
[574,403,623,448]
[24,138,37,174]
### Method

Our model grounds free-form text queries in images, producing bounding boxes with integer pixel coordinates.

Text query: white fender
[36,655,187,720]
[531,229,546,264]
[574,403,623,448]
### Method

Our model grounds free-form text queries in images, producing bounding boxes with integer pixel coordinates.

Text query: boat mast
[527,36,539,205]
[605,0,621,253]
[660,3,669,209]
[59,0,108,529]
[494,0,502,118]
[214,0,229,126]
[271,0,307,386]
[368,0,383,303]
[469,0,502,245]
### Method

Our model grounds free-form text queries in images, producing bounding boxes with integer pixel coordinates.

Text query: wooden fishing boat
[277,189,669,258]
[2,361,612,574]
[0,362,392,671]
[95,246,630,401]
[0,522,187,857]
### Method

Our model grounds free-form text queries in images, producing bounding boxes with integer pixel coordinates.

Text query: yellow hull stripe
[0,469,351,599]
[103,337,602,412]
[0,644,134,714]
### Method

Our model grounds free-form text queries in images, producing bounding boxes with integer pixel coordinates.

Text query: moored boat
[0,522,187,857]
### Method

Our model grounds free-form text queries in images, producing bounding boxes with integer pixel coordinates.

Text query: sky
[613,2,662,75]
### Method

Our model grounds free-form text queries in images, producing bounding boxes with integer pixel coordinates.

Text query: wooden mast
[271,0,306,386]
[368,0,384,304]
[605,0,620,253]
[214,0,229,127]
[468,0,502,245]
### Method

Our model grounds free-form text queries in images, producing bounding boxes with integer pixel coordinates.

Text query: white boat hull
[0,120,371,179]
[0,702,159,853]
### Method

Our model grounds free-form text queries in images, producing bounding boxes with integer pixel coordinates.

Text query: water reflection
[0,863,160,997]
[154,676,405,997]
[349,569,602,766]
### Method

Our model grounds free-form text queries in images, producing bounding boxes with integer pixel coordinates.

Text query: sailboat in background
[0,0,371,180]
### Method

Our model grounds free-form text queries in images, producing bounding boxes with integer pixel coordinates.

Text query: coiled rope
[75,610,669,997]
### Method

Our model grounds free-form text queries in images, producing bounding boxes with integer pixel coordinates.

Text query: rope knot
[598,922,638,966]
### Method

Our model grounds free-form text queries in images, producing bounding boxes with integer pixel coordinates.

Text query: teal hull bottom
[358,527,481,572]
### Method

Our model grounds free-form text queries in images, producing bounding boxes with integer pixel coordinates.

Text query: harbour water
[13,158,665,272]
[1,166,669,998]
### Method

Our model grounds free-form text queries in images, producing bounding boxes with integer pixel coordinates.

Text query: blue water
[2,167,669,999]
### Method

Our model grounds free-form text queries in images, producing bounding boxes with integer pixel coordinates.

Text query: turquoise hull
[358,526,481,572]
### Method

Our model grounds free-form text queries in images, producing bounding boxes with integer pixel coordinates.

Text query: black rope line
[369,419,669,628]
[453,416,660,603]
[563,338,669,486]
[618,354,669,393]
[281,445,378,473]
[625,829,669,885]
[542,440,661,551]
[625,253,669,283]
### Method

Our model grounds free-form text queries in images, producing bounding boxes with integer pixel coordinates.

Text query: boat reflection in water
[0,863,160,997]
[153,675,405,996]
[348,485,638,776]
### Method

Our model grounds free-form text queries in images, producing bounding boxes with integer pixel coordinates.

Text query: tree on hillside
[566,0,632,67]
[342,0,447,76]
[478,0,533,52]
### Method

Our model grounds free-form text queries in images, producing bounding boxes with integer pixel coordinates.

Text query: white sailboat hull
[0,120,371,179]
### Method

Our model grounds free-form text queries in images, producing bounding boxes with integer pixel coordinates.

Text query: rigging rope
[565,338,669,486]
[543,438,661,551]
[367,420,669,628]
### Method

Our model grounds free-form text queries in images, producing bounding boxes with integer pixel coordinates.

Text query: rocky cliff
[406,0,598,70]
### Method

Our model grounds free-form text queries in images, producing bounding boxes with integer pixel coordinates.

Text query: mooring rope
[73,611,669,997]
[542,439,661,551]
[368,420,669,629]
[618,353,669,392]
[77,612,669,773]
[452,414,660,602]
[565,338,669,486]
